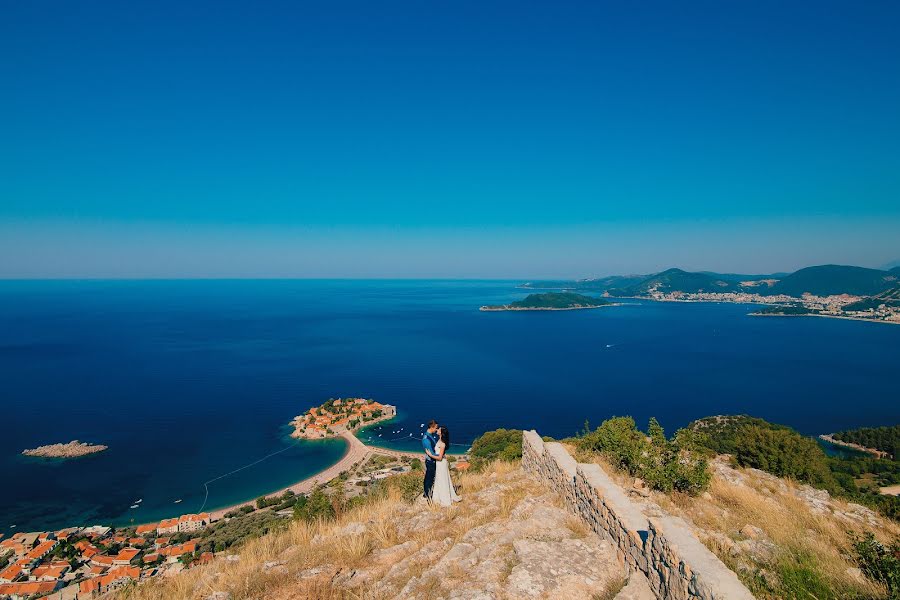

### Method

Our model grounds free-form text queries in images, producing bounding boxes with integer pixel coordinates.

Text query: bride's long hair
[439,426,450,448]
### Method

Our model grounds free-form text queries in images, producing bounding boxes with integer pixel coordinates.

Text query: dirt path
[880,484,900,496]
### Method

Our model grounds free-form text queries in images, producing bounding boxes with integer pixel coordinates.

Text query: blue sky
[1,1,899,277]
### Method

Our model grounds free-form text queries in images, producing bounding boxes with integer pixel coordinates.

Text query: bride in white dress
[431,426,462,507]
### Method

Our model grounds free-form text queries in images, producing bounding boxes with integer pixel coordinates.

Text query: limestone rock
[297,564,338,581]
[262,560,287,575]
[369,540,418,566]
[614,573,654,600]
[505,536,618,598]
[338,521,367,536]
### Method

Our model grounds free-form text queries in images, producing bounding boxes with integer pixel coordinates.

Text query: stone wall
[522,430,755,600]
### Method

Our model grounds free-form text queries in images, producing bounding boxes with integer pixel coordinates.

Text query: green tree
[294,489,335,523]
[852,533,900,599]
[469,429,522,469]
[733,425,837,490]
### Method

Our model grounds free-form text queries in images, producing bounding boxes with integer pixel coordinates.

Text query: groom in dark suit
[422,420,440,501]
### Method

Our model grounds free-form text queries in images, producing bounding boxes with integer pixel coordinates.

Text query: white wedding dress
[431,441,462,507]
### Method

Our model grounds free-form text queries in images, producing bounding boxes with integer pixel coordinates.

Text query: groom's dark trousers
[423,459,436,499]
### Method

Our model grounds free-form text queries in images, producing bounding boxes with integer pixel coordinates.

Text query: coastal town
[0,458,444,600]
[1,397,454,600]
[290,397,397,439]
[0,513,213,600]
[629,287,900,324]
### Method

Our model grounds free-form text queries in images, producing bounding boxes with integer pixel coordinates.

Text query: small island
[290,397,397,439]
[22,440,108,459]
[750,305,815,317]
[480,292,616,311]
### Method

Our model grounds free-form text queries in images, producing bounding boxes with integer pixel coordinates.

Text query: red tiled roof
[115,548,141,562]
[0,581,57,596]
[135,524,157,535]
[24,540,56,560]
[0,564,22,582]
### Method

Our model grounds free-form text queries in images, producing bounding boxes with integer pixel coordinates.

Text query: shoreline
[588,295,899,326]
[208,431,368,521]
[818,434,892,459]
[135,427,431,527]
[750,312,900,326]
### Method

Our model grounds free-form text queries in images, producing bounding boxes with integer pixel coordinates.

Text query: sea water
[1,279,898,532]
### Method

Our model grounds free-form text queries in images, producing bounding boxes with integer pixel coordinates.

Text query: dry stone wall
[521,430,755,600]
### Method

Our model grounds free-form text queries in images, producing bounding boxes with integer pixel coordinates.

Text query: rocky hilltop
[112,430,899,600]
[22,440,107,459]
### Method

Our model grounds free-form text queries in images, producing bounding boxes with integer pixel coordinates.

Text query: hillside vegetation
[521,264,900,299]
[571,415,900,599]
[606,268,737,296]
[833,425,900,459]
[483,292,610,310]
[110,422,900,600]
[115,460,627,600]
[689,415,900,519]
[843,287,900,311]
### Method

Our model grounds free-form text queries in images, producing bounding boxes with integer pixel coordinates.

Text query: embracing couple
[421,420,462,507]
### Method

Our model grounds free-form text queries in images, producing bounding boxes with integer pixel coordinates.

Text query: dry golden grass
[116,461,529,600]
[575,449,898,599]
[662,465,899,599]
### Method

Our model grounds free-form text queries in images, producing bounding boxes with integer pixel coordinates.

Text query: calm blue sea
[2,280,899,533]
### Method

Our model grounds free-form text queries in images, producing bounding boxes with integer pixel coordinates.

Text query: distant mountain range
[521,265,900,298]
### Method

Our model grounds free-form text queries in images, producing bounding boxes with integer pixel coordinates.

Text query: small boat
[174,499,182,504]
[129,505,139,509]
[9,525,15,529]
[378,434,382,437]
[419,424,424,428]
[134,499,143,504]
[605,344,614,348]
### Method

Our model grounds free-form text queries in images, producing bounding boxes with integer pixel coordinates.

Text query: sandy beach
[208,432,422,521]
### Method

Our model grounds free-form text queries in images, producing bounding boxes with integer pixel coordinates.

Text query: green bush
[199,510,286,553]
[577,416,710,496]
[469,429,522,470]
[852,532,900,599]
[733,425,837,491]
[381,472,425,502]
[293,489,335,522]
[776,553,839,600]
[834,425,900,459]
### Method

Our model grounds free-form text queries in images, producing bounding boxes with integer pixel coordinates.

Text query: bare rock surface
[614,573,655,600]
[270,467,626,600]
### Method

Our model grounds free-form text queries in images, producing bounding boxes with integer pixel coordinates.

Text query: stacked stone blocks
[521,430,755,600]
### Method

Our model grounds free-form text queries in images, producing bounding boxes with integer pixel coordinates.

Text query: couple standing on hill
[421,420,462,507]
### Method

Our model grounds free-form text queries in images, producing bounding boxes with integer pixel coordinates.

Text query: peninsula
[290,397,396,439]
[480,292,614,311]
[22,440,108,459]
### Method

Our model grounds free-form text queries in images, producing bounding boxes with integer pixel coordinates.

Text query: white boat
[174,499,182,504]
[129,505,139,509]
[134,499,143,504]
